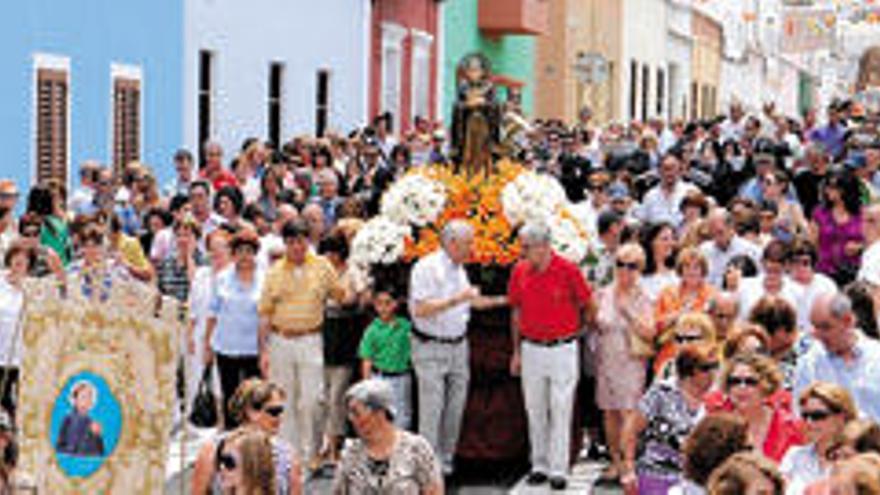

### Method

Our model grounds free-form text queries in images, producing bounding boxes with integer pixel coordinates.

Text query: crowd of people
[0,99,879,494]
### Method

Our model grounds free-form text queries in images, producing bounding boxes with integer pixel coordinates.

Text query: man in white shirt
[736,240,802,321]
[719,103,746,143]
[408,220,505,475]
[69,161,100,215]
[789,239,837,335]
[858,204,880,285]
[635,153,696,227]
[700,209,762,287]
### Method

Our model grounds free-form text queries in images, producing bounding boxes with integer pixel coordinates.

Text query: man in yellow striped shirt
[258,219,347,467]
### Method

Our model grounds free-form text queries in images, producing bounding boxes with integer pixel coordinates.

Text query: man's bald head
[810,291,856,357]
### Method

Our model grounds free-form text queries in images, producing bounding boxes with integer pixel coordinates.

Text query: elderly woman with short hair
[332,379,442,495]
[620,343,720,493]
[595,243,655,484]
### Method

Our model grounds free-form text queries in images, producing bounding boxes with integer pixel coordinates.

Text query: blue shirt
[809,124,847,160]
[209,267,264,356]
[794,332,880,422]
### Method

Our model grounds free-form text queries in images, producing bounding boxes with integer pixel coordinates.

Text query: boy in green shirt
[358,285,413,429]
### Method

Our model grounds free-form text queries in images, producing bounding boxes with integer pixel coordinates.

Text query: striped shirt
[258,253,340,335]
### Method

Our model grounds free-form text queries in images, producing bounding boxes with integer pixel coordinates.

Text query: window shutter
[36,68,68,185]
[113,77,141,173]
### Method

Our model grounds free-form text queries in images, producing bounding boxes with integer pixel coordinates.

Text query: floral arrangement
[379,174,447,227]
[500,170,567,226]
[348,216,411,288]
[347,161,592,284]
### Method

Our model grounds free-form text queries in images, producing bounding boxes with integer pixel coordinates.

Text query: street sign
[574,52,609,85]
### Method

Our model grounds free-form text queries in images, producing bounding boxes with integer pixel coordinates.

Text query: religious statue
[451,53,501,176]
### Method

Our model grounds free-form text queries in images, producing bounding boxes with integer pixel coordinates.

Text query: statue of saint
[451,54,501,176]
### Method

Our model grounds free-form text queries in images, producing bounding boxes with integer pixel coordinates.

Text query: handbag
[629,332,655,358]
[189,367,219,428]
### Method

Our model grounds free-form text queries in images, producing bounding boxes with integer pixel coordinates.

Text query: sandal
[596,466,620,485]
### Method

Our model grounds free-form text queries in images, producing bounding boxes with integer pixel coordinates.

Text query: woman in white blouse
[0,242,33,419]
[185,230,232,423]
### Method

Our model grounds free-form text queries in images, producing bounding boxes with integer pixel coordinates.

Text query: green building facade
[442,0,537,122]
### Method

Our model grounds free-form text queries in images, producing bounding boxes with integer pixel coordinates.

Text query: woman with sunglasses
[595,243,655,484]
[204,229,264,429]
[707,352,804,462]
[333,379,442,495]
[620,343,719,494]
[16,213,63,279]
[780,382,857,494]
[216,427,276,495]
[192,378,302,495]
[651,311,717,380]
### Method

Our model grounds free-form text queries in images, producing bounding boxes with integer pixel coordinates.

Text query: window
[641,64,650,121]
[629,60,638,121]
[701,84,710,119]
[268,62,283,146]
[657,68,665,117]
[410,30,433,124]
[34,55,70,186]
[316,70,330,138]
[381,23,407,125]
[111,65,142,173]
[198,50,213,167]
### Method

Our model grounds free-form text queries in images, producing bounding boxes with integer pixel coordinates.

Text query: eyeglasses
[262,405,284,418]
[712,311,736,321]
[696,362,720,373]
[791,256,812,267]
[20,228,40,238]
[675,334,703,344]
[801,409,835,423]
[616,260,640,271]
[217,451,238,471]
[727,376,760,388]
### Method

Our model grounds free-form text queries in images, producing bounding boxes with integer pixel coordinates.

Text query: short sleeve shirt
[332,431,441,495]
[359,317,412,373]
[408,250,471,338]
[508,254,592,340]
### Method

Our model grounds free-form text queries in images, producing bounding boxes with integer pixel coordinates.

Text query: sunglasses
[675,334,703,344]
[697,362,720,373]
[217,451,238,471]
[616,260,640,271]
[727,376,760,388]
[20,228,40,238]
[801,409,835,423]
[262,405,284,418]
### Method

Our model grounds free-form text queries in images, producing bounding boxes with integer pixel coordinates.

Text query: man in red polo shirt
[508,221,594,491]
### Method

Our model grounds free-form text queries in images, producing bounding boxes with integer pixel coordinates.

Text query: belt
[411,327,466,344]
[373,368,410,378]
[272,325,322,339]
[522,334,579,347]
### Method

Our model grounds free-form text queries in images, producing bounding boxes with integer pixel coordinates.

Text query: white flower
[549,214,589,265]
[348,217,411,275]
[380,174,446,227]
[501,171,567,226]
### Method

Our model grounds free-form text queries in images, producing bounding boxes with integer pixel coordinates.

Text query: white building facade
[620,0,670,122]
[665,0,693,121]
[183,0,371,158]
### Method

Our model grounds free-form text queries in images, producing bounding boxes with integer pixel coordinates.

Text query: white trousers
[269,333,324,461]
[521,340,579,477]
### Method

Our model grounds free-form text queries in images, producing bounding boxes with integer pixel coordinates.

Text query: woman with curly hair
[705,352,804,462]
[670,413,751,494]
[707,452,785,495]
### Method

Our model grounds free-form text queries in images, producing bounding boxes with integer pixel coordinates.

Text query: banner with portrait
[16,271,181,493]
